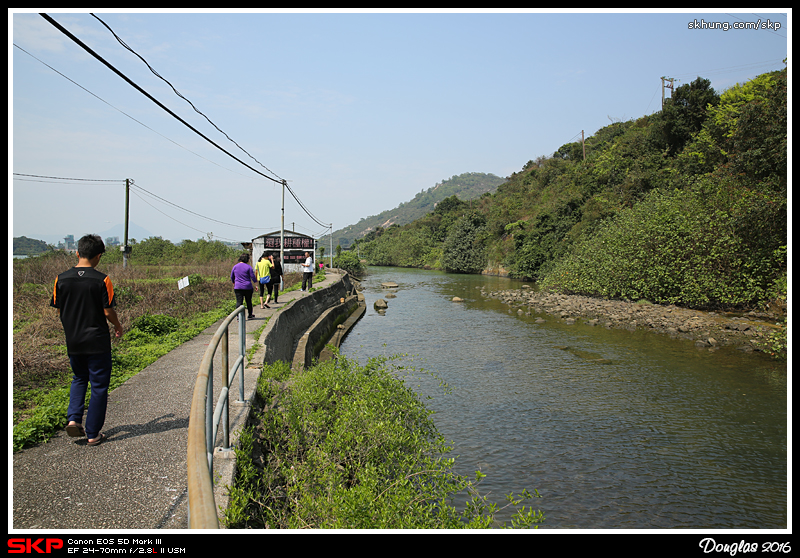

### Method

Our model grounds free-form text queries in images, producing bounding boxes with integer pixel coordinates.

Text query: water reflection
[340,267,787,529]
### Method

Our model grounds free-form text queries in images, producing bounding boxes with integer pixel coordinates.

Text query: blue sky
[10,9,789,245]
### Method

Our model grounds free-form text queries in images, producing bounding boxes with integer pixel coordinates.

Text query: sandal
[87,433,106,446]
[66,423,85,438]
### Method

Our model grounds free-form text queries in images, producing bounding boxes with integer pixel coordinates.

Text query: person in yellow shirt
[255,251,273,309]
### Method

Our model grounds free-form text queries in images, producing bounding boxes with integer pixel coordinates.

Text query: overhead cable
[284,182,331,228]
[14,43,265,182]
[13,173,124,183]
[38,13,283,186]
[90,13,284,183]
[131,181,269,231]
[129,189,242,243]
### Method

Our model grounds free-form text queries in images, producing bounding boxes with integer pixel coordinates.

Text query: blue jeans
[67,353,112,439]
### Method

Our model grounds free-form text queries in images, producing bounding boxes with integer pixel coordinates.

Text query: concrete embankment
[213,270,364,520]
[255,271,362,367]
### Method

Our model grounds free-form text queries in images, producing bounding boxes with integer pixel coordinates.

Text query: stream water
[338,267,788,530]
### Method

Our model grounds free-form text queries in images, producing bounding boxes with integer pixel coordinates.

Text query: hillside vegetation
[324,172,506,249]
[356,68,787,312]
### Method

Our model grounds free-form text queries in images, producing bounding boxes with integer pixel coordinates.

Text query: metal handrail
[187,305,247,529]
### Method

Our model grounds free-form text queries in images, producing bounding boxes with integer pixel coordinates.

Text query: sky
[10,9,789,246]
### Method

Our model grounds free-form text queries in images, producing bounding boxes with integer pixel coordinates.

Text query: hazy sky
[10,9,789,245]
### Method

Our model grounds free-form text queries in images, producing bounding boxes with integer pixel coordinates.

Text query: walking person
[267,253,283,304]
[255,251,272,309]
[51,234,123,446]
[301,251,314,292]
[231,253,257,319]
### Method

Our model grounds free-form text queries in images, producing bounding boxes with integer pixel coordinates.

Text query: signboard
[178,276,190,290]
[260,235,315,250]
[252,232,316,271]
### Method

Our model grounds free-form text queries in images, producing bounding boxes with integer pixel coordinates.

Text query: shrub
[333,250,366,277]
[539,185,785,309]
[225,354,544,529]
[131,314,180,336]
[443,213,487,274]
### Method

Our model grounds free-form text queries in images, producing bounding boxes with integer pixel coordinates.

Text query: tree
[661,77,719,154]
[442,213,487,274]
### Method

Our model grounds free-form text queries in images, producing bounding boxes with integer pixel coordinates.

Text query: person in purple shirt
[231,253,257,319]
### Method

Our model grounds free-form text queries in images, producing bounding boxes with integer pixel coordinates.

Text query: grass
[10,252,315,451]
[224,353,545,529]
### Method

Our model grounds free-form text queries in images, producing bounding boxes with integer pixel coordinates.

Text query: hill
[13,236,51,256]
[322,172,506,249]
[355,68,787,313]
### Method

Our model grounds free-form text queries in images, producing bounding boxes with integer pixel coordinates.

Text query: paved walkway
[11,273,340,531]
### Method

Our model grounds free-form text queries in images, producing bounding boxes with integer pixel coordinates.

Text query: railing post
[221,326,230,451]
[188,304,248,528]
[205,360,213,471]
[239,309,246,402]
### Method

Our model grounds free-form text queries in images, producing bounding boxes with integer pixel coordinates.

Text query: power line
[37,14,330,235]
[39,13,284,187]
[284,182,331,229]
[89,13,284,184]
[13,173,125,183]
[130,181,269,232]
[13,43,267,182]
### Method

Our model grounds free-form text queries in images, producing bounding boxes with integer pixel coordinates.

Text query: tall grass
[12,252,260,450]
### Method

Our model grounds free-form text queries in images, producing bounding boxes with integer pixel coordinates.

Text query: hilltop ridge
[321,172,505,249]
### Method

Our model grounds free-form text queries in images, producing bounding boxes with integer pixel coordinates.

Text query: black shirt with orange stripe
[51,266,116,355]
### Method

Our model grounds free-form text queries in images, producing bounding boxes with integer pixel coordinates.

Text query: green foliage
[660,77,720,154]
[443,213,487,274]
[539,183,785,309]
[352,68,785,313]
[12,300,237,451]
[101,237,239,265]
[326,172,506,249]
[131,313,180,336]
[333,250,366,277]
[13,236,52,256]
[224,354,544,529]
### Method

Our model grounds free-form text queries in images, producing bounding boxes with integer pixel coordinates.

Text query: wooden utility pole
[281,180,286,279]
[661,77,675,109]
[123,178,131,269]
[581,130,586,161]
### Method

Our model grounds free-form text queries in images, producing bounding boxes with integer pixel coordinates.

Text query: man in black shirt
[51,235,123,446]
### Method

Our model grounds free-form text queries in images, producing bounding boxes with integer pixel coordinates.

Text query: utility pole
[581,130,586,161]
[661,76,675,109]
[123,178,131,269]
[280,180,286,285]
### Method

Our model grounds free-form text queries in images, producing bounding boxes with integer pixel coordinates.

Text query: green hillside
[13,236,51,256]
[323,172,506,249]
[356,68,787,312]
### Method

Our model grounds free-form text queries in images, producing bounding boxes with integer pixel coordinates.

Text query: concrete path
[11,272,340,531]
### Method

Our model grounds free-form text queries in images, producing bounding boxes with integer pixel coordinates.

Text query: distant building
[249,231,316,274]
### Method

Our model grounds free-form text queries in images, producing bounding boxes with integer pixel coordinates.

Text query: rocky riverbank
[479,285,785,355]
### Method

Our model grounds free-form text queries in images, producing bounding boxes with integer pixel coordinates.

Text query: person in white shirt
[301,251,314,291]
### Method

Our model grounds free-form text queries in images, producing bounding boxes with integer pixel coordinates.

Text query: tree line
[354,68,787,311]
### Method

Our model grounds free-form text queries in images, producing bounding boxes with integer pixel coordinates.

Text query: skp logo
[7,539,64,554]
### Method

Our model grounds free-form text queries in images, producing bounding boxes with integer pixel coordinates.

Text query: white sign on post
[178,276,190,290]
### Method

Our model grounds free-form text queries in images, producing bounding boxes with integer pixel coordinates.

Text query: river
[338,266,788,530]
